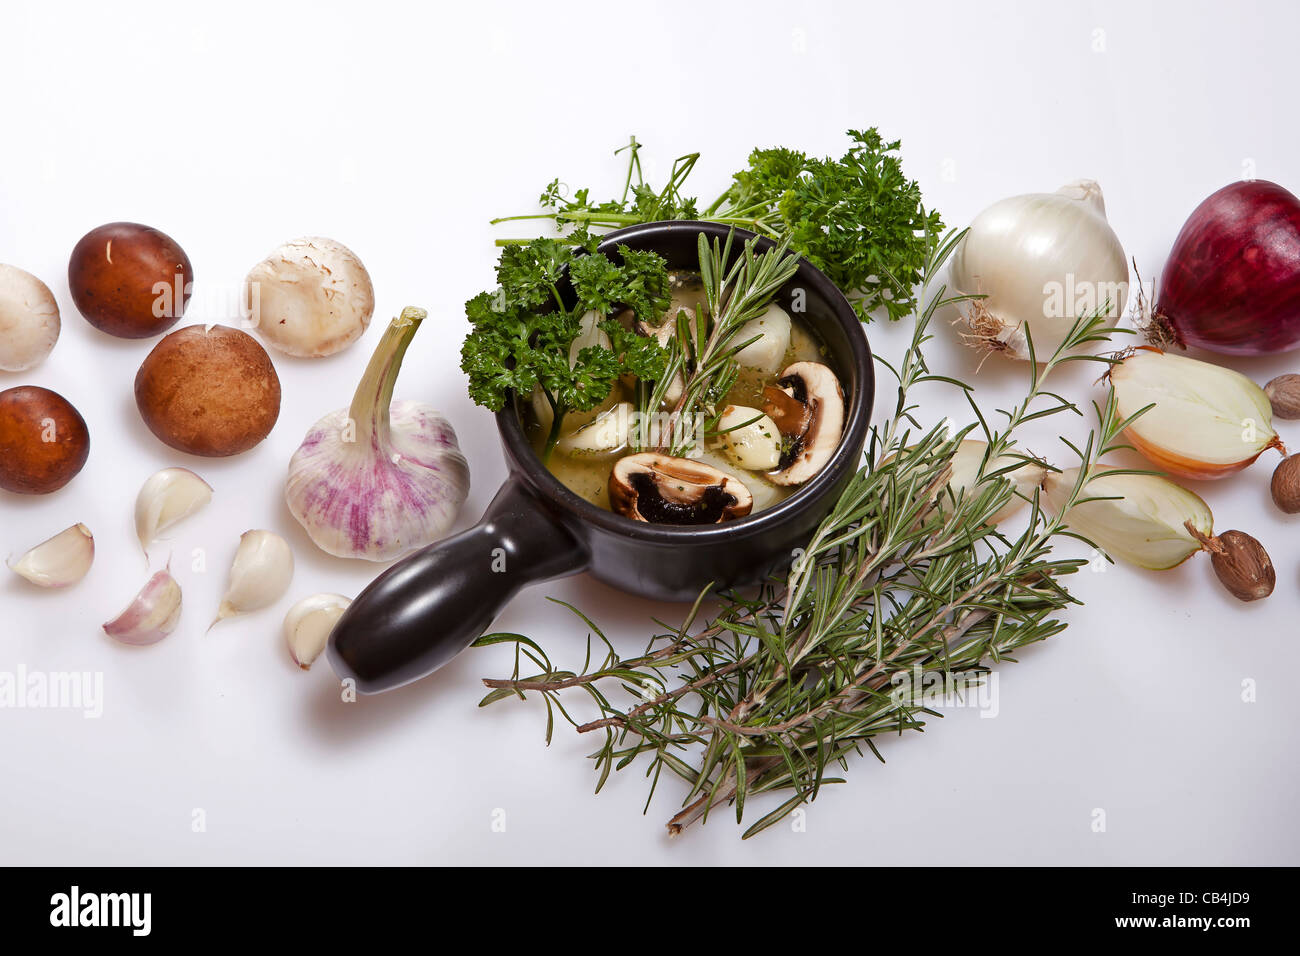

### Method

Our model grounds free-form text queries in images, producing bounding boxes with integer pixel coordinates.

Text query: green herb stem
[348,306,426,447]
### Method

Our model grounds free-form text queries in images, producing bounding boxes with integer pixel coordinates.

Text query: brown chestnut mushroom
[135,324,281,457]
[0,386,89,494]
[609,453,753,524]
[762,361,845,486]
[69,222,193,338]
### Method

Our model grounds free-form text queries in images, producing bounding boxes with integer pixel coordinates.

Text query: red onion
[1148,180,1300,356]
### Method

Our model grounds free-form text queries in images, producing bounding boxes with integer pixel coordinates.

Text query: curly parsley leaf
[502,129,942,323]
[461,241,670,441]
[729,129,943,322]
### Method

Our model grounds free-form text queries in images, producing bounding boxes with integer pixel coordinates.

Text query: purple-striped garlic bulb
[285,307,470,561]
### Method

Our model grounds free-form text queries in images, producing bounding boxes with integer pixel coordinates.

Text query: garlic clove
[716,405,782,471]
[134,467,213,553]
[568,310,611,368]
[211,529,294,628]
[943,440,1047,524]
[1110,348,1282,479]
[661,370,685,407]
[695,448,784,513]
[558,402,634,458]
[9,523,94,588]
[732,303,792,375]
[1042,467,1213,570]
[284,593,351,669]
[103,568,182,645]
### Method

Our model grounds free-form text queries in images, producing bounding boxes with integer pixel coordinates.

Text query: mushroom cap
[0,264,60,372]
[245,237,375,358]
[609,453,753,524]
[764,361,845,486]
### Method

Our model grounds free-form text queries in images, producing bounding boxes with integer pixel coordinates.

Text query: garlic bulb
[1042,467,1212,569]
[9,523,94,588]
[284,593,351,669]
[286,307,470,561]
[950,180,1128,360]
[943,441,1047,524]
[104,568,182,645]
[1109,348,1281,479]
[134,467,212,553]
[212,529,294,627]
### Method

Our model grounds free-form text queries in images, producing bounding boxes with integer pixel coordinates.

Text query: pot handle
[327,477,590,693]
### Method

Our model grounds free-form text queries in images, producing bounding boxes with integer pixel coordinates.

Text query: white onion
[949,180,1128,361]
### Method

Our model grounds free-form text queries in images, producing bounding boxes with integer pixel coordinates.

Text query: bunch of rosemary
[474,231,1126,838]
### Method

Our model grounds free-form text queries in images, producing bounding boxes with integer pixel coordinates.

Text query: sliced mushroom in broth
[522,269,845,522]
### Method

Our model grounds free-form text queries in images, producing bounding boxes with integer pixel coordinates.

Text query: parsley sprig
[460,238,670,460]
[492,129,943,322]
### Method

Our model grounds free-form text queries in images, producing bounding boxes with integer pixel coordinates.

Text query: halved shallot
[942,440,1047,524]
[1107,347,1282,479]
[1043,467,1273,601]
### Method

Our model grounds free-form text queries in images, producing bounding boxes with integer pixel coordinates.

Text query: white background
[2,0,1296,865]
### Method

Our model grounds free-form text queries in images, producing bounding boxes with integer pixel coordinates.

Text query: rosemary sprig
[475,231,1129,838]
[646,231,801,457]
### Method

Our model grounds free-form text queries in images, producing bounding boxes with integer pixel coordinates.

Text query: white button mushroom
[0,264,60,372]
[732,303,791,375]
[244,237,375,358]
[716,405,782,471]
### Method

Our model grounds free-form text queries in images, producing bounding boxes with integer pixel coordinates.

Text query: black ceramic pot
[328,221,873,693]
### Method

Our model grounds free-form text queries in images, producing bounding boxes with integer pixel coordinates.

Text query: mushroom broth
[520,270,844,521]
